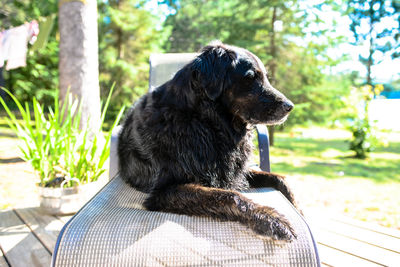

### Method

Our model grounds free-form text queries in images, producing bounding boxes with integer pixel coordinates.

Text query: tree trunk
[116,28,124,59]
[116,0,124,60]
[268,6,278,146]
[59,0,101,131]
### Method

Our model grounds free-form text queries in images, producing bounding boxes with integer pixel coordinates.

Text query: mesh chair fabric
[53,175,319,266]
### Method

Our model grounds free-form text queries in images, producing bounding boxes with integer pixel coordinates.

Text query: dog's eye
[244,70,255,80]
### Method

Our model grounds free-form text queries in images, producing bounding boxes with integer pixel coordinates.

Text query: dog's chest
[199,127,253,189]
[142,100,253,189]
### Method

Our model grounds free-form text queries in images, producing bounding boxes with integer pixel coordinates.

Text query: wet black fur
[118,42,298,240]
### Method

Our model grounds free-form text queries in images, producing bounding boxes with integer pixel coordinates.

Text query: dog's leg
[247,170,302,212]
[144,183,296,241]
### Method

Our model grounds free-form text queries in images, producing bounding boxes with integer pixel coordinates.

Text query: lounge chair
[52,53,320,266]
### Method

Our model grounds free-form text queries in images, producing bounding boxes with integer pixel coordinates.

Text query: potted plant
[0,87,124,214]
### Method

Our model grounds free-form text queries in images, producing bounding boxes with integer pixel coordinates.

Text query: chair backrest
[148,53,198,92]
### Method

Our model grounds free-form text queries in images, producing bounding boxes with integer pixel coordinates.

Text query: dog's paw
[250,207,297,241]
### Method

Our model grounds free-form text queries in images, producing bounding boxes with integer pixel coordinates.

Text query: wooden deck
[0,207,399,267]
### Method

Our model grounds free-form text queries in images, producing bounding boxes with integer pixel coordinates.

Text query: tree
[164,0,265,52]
[59,0,101,131]
[164,0,340,144]
[348,0,400,85]
[253,1,305,145]
[0,0,57,28]
[97,0,169,109]
[0,0,58,105]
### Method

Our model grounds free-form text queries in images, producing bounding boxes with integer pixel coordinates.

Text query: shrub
[0,87,125,187]
[348,85,384,159]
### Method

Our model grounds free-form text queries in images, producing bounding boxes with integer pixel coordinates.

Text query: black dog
[118,42,297,241]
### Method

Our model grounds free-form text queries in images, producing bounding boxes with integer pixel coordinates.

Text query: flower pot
[39,179,102,215]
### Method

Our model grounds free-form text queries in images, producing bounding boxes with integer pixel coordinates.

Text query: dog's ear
[191,45,234,101]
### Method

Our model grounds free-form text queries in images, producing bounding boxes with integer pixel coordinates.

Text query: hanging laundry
[0,67,4,86]
[0,21,39,71]
[0,32,5,97]
[28,20,40,44]
[0,67,5,99]
[0,31,8,68]
[0,33,2,68]
[31,15,55,51]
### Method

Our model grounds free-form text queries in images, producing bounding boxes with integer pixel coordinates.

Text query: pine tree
[164,0,340,144]
[348,0,400,85]
[98,0,169,107]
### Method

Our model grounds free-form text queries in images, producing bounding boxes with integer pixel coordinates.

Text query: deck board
[0,248,10,267]
[312,217,400,253]
[333,216,400,239]
[317,244,382,267]
[1,206,399,267]
[313,227,399,266]
[14,207,65,252]
[56,214,74,224]
[0,210,51,267]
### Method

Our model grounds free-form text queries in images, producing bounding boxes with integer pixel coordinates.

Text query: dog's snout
[283,100,294,112]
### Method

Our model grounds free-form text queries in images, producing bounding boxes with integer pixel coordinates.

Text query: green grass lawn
[270,127,400,183]
[265,126,400,229]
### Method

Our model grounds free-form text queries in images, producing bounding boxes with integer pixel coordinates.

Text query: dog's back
[118,92,158,192]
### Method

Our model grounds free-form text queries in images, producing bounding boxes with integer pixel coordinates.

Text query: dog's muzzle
[282,100,294,112]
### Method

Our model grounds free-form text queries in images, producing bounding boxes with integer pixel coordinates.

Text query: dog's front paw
[250,207,297,241]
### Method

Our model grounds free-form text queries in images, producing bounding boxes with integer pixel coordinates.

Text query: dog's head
[190,41,294,125]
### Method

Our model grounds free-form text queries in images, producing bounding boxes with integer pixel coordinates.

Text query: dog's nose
[283,100,294,112]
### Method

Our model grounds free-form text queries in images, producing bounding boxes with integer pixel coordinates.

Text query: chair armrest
[255,124,271,172]
[109,125,122,180]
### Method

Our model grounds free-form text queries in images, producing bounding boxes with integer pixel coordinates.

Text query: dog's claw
[250,208,297,241]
